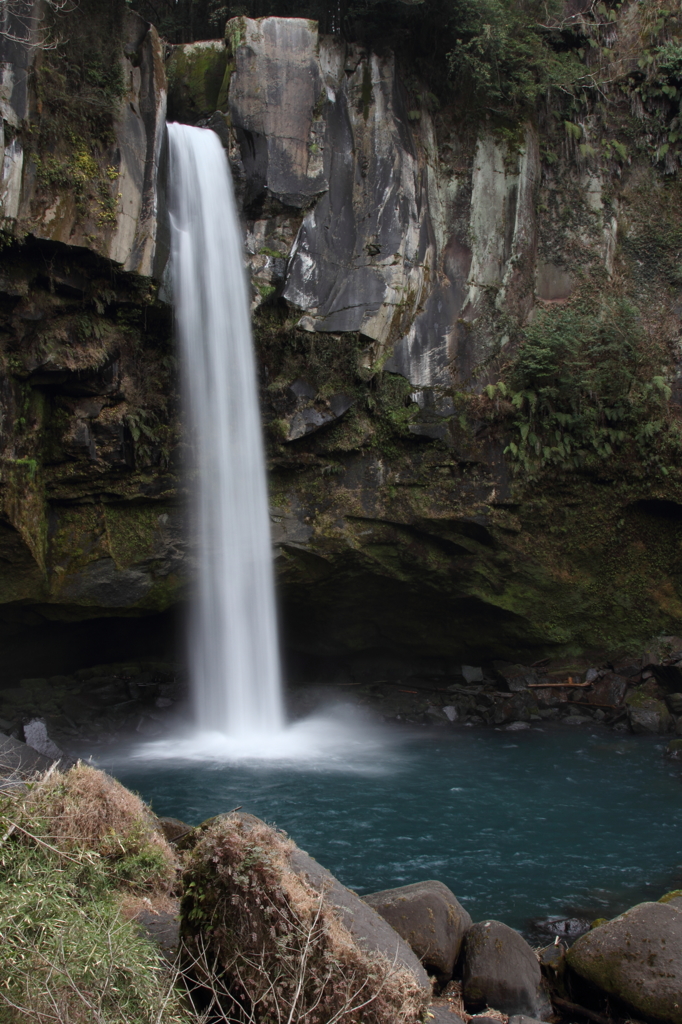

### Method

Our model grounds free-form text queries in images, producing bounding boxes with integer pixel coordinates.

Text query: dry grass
[181,813,428,1024]
[437,981,509,1024]
[0,764,191,1024]
[22,762,177,892]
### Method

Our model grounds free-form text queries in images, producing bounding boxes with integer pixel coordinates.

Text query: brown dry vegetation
[24,761,177,890]
[0,764,189,1024]
[181,813,428,1024]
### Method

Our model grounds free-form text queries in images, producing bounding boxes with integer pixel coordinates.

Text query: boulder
[23,718,63,760]
[156,815,193,845]
[492,662,535,692]
[666,693,682,715]
[363,879,472,978]
[626,686,673,734]
[666,738,682,760]
[566,900,682,1024]
[181,812,430,1024]
[288,846,430,988]
[462,920,551,1019]
[428,1003,466,1024]
[0,733,56,784]
[659,890,682,910]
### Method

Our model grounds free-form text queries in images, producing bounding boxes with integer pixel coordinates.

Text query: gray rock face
[279,379,355,441]
[463,920,550,1019]
[566,901,682,1024]
[227,17,326,208]
[23,718,63,760]
[224,17,434,353]
[12,11,166,276]
[287,846,431,991]
[363,879,472,978]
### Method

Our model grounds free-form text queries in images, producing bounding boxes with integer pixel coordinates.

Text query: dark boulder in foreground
[363,879,472,979]
[566,900,682,1024]
[427,1004,465,1024]
[462,920,551,1020]
[0,733,56,784]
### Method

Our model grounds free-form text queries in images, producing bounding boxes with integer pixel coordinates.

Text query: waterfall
[167,122,284,738]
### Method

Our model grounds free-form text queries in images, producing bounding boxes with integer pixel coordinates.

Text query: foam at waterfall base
[129,705,396,772]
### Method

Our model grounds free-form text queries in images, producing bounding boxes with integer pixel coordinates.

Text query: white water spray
[168,122,284,739]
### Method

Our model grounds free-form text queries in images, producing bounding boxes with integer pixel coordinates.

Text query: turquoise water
[106,724,682,935]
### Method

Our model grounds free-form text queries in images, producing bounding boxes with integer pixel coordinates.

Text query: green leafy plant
[500,298,679,479]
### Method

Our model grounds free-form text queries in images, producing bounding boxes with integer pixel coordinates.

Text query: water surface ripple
[108,724,682,934]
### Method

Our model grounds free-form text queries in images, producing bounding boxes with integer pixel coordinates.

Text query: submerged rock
[566,900,682,1024]
[363,879,472,979]
[462,920,551,1019]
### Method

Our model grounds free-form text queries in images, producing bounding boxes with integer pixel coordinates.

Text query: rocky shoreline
[1,738,680,1024]
[3,634,682,756]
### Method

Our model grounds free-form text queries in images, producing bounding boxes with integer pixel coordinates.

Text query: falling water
[167,122,284,738]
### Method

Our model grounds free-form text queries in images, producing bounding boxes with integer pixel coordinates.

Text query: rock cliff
[0,2,681,682]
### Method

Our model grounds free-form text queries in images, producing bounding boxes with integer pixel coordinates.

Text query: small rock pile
[346,636,682,734]
[0,660,187,750]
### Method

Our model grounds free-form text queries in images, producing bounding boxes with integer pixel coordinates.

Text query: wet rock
[566,901,682,1024]
[625,687,673,734]
[462,666,484,684]
[280,379,355,441]
[509,1016,549,1024]
[363,879,472,979]
[506,721,531,731]
[463,920,551,1019]
[443,705,458,722]
[666,738,682,759]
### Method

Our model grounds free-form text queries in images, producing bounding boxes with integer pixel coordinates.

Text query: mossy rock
[167,41,231,124]
[566,901,682,1024]
[659,889,682,905]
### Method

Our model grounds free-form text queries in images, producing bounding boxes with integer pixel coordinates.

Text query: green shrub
[0,767,191,1023]
[500,297,679,478]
